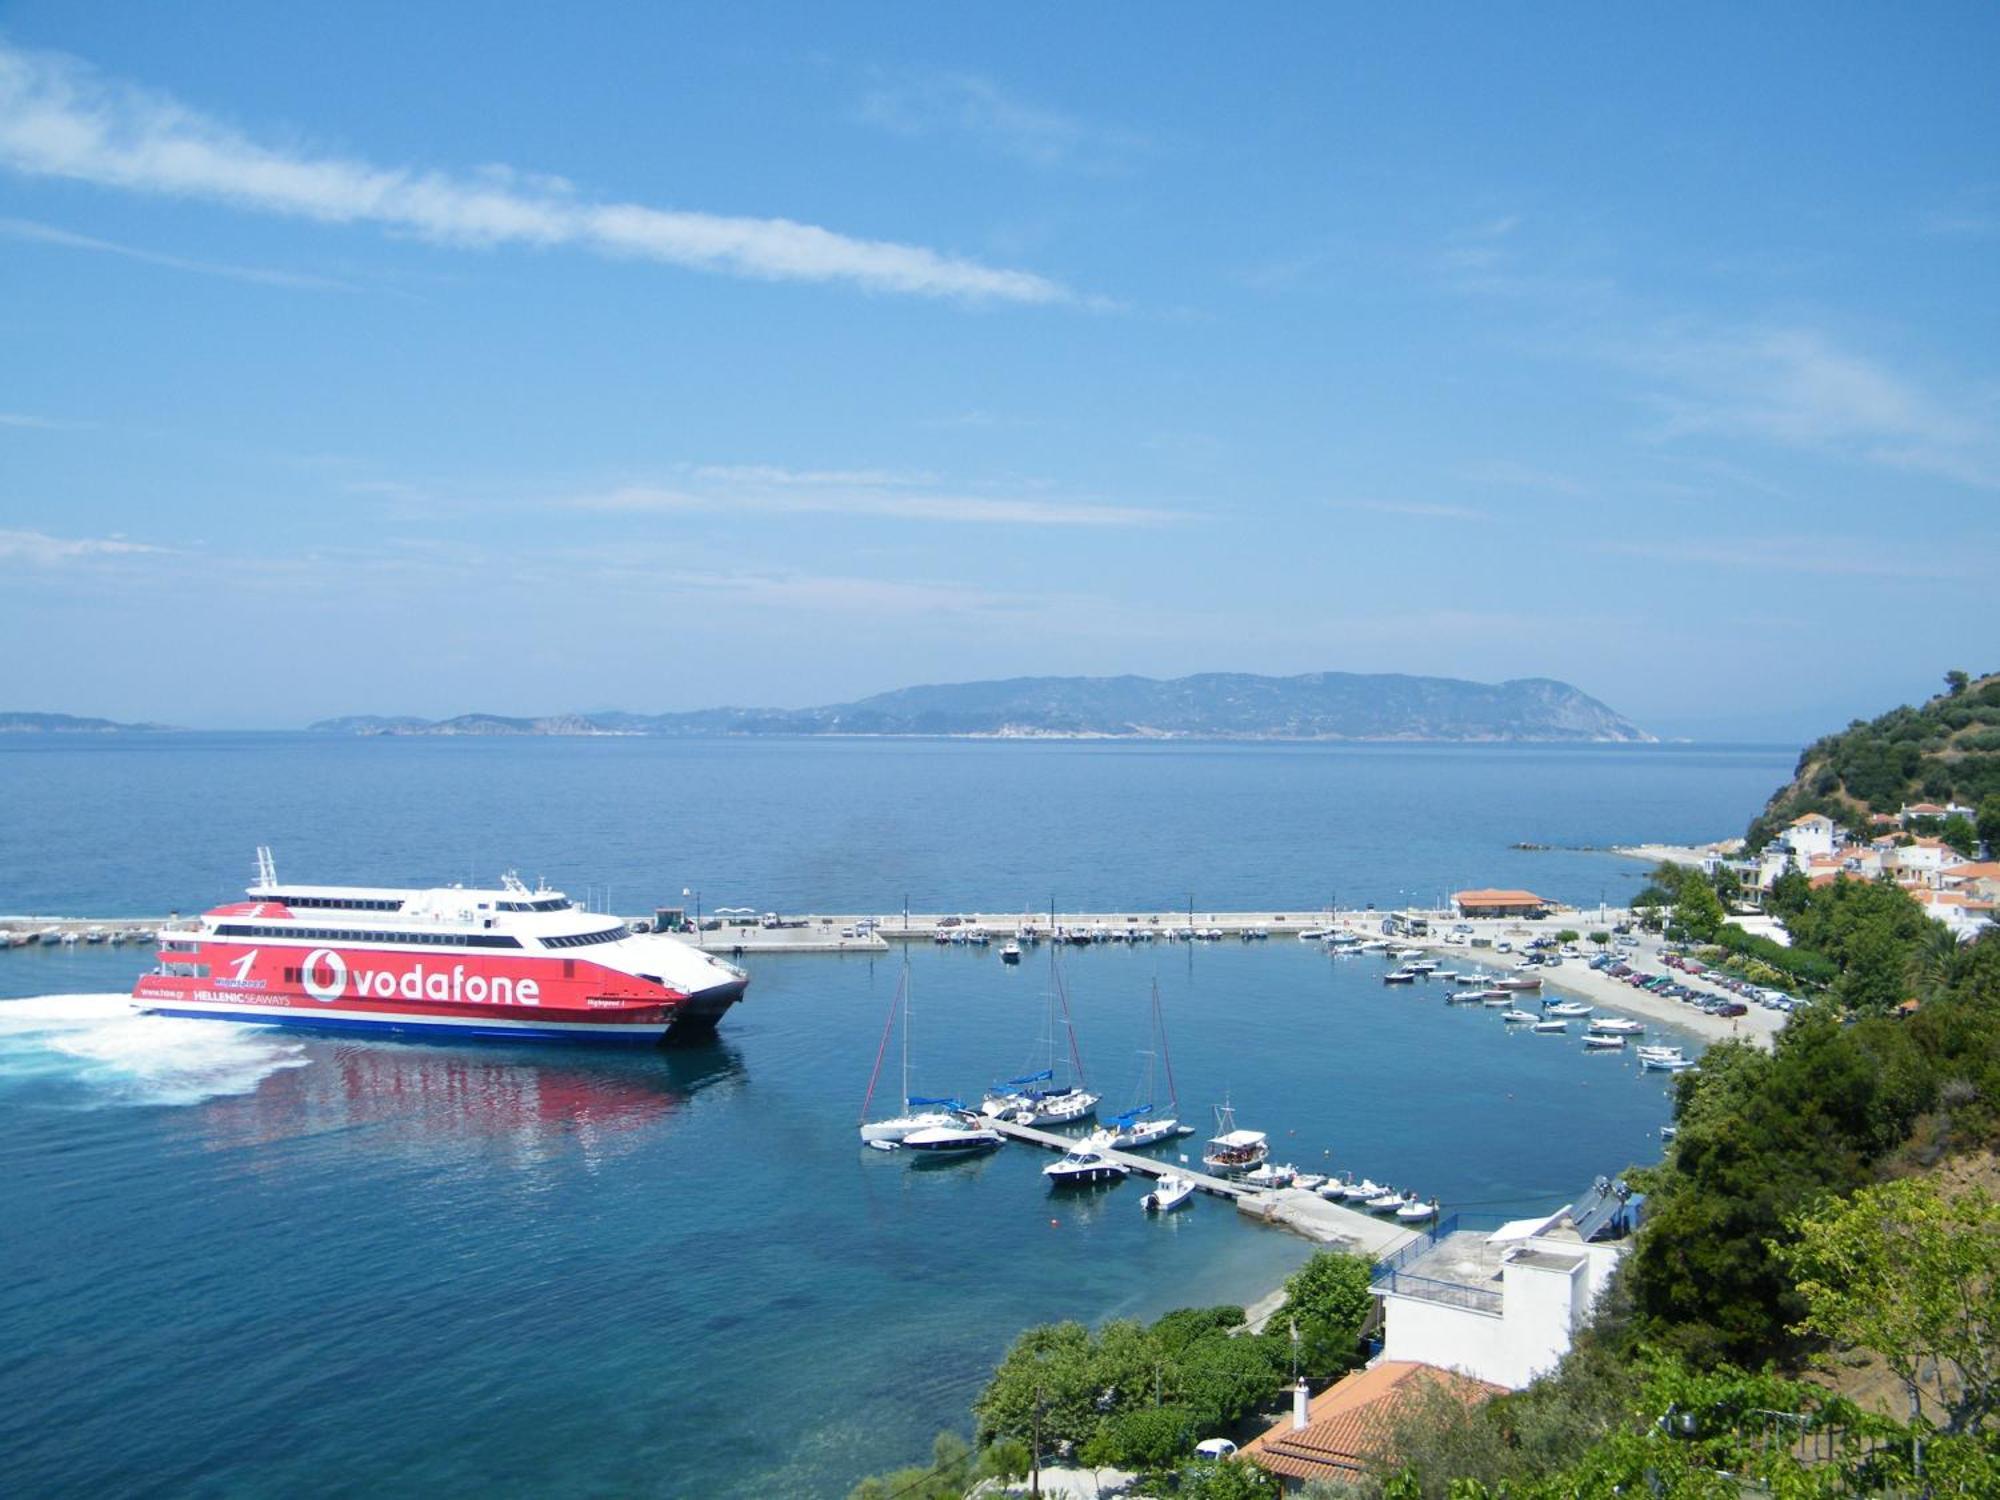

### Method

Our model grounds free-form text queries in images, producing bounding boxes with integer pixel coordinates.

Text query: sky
[1,4,1995,738]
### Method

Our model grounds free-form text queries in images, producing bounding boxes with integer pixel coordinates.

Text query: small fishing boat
[1340,1176,1386,1201]
[1500,1009,1538,1024]
[1544,1001,1593,1018]
[1636,1045,1687,1062]
[1202,1101,1269,1176]
[1532,1018,1568,1034]
[1365,1187,1407,1212]
[1000,942,1021,965]
[1141,1173,1196,1212]
[1395,1197,1440,1222]
[1642,1054,1697,1073]
[1660,1125,1679,1142]
[1479,991,1515,1006]
[1383,968,1420,985]
[1583,1034,1626,1050]
[1497,975,1543,991]
[1587,1017,1644,1035]
[1242,1161,1296,1190]
[1043,1148,1129,1187]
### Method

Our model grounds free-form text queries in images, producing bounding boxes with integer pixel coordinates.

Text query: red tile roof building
[1242,1361,1504,1489]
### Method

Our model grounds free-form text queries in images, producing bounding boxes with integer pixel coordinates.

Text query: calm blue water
[0,737,1789,1496]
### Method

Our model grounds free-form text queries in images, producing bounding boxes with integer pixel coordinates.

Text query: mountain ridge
[309,671,1652,742]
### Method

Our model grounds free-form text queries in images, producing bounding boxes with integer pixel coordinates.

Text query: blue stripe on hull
[141,1008,668,1047]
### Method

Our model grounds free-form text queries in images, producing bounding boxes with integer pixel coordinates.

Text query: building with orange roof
[1451,889,1551,919]
[1241,1361,1503,1490]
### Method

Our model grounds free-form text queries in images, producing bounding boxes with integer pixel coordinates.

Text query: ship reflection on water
[194,1036,747,1167]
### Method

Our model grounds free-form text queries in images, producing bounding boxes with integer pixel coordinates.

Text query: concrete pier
[987,1116,1419,1257]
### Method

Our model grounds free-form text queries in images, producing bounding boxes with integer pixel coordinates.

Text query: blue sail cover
[997,1070,1054,1089]
[1111,1105,1154,1126]
[906,1096,961,1108]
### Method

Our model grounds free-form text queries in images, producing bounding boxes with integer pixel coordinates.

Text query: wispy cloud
[571,482,1183,528]
[1629,325,2000,489]
[0,409,89,430]
[857,69,1142,174]
[1592,534,1983,582]
[0,528,173,563]
[1336,498,1488,522]
[0,41,1069,304]
[0,214,355,289]
[1458,459,1585,497]
[690,463,937,488]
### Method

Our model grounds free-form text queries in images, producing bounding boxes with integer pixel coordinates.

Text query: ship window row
[212,923,522,949]
[540,928,626,949]
[276,896,404,912]
[498,898,571,913]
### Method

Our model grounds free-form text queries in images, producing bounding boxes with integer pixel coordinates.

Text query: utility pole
[1031,1385,1043,1499]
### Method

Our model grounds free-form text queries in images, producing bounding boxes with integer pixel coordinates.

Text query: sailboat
[1083,981,1182,1151]
[984,944,1099,1127]
[858,961,963,1145]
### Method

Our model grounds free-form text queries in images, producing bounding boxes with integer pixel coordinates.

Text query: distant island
[0,711,175,734]
[309,671,1653,743]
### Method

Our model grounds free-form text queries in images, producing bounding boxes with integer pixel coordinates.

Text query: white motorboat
[1043,1148,1129,1186]
[1292,1172,1326,1191]
[1242,1161,1296,1190]
[1365,1187,1407,1212]
[1497,975,1543,991]
[1202,1101,1269,1176]
[1340,1176,1385,1200]
[859,961,964,1144]
[1141,1173,1196,1212]
[1584,1034,1626,1050]
[1392,947,1425,960]
[1642,1054,1698,1073]
[1479,992,1514,1007]
[1383,968,1420,985]
[1587,1017,1644,1035]
[1636,1045,1687,1062]
[1500,1009,1538,1024]
[1532,1019,1568,1033]
[1000,941,1022,965]
[902,1120,1004,1153]
[1395,1197,1440,1222]
[1544,1001,1593,1018]
[1316,1175,1353,1201]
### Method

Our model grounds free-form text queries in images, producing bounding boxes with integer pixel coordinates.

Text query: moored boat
[1141,1173,1196,1212]
[1043,1147,1128,1186]
[1202,1101,1269,1176]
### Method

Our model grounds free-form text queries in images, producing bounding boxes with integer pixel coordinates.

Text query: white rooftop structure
[1372,1213,1627,1390]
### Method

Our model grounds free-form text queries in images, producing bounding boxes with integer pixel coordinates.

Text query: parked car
[1715,1002,1749,1017]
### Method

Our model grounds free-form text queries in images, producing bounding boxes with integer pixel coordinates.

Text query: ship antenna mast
[255,845,278,889]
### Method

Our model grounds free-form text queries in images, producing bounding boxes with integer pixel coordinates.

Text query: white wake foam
[0,993,311,1107]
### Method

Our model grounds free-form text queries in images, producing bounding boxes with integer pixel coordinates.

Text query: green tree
[972,1320,1099,1450]
[1554,928,1580,946]
[1275,1251,1376,1376]
[1587,930,1609,951]
[1940,813,1978,857]
[1978,794,2000,856]
[1177,1457,1278,1498]
[1779,1176,2000,1436]
[1673,876,1726,943]
[1947,669,1971,697]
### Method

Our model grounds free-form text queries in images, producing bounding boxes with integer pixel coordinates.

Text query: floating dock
[987,1117,1421,1258]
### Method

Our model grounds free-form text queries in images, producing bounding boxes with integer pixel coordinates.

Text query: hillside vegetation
[1746,669,2000,849]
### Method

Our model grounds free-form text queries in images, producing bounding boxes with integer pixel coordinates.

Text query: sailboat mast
[859,961,907,1125]
[1155,980,1180,1111]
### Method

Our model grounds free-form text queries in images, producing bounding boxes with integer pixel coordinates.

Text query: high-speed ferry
[131,850,748,1045]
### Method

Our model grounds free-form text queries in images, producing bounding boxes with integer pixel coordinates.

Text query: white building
[1780,813,1840,863]
[1371,1207,1627,1390]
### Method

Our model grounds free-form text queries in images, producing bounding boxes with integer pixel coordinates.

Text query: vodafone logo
[301,947,347,1002]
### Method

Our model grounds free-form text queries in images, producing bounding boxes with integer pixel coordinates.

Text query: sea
[0,735,1794,1497]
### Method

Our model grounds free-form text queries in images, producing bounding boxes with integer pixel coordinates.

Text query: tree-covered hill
[1745,669,2000,849]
